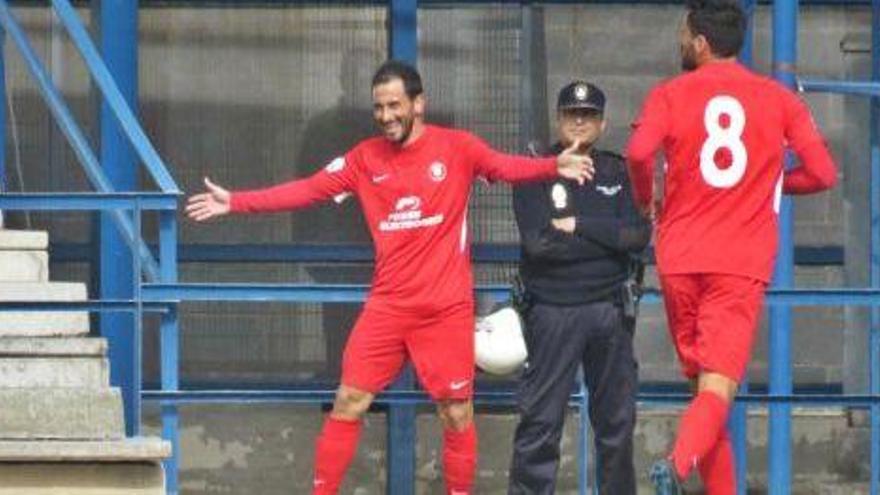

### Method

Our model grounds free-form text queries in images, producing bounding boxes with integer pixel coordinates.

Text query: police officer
[508,81,650,495]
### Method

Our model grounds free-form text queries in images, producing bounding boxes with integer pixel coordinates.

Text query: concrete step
[0,388,124,440]
[0,438,170,495]
[0,282,89,337]
[0,438,171,462]
[0,337,106,357]
[0,230,47,250]
[0,357,109,388]
[0,463,166,495]
[0,251,48,282]
[0,338,109,388]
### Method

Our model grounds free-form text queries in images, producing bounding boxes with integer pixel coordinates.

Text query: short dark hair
[372,60,423,99]
[686,0,746,58]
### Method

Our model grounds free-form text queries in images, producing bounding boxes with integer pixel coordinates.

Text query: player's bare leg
[437,399,477,495]
[312,385,375,495]
[697,371,738,402]
[331,384,375,419]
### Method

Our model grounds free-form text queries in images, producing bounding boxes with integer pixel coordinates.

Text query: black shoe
[649,459,683,495]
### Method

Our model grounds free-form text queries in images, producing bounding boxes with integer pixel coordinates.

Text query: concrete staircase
[0,229,170,495]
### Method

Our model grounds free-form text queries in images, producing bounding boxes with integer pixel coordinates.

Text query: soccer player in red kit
[186,60,592,495]
[625,1,838,493]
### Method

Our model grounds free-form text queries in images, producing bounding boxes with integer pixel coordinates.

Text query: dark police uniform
[508,83,650,495]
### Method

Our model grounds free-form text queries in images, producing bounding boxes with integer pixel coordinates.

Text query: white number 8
[700,95,748,188]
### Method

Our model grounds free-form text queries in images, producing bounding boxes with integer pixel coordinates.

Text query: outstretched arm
[186,156,358,221]
[467,133,594,185]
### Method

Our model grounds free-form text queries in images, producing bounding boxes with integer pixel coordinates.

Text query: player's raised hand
[186,177,231,222]
[556,140,595,185]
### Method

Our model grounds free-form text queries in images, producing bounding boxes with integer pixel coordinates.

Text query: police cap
[557,81,605,113]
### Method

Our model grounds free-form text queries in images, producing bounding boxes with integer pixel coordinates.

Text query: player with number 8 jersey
[625,0,837,494]
[628,55,836,283]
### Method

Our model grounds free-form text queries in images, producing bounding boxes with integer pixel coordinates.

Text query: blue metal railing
[0,0,181,489]
[0,0,181,275]
[800,78,880,495]
[3,281,880,495]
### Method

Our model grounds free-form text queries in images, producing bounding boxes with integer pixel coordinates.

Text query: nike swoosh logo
[372,174,390,183]
[450,380,469,391]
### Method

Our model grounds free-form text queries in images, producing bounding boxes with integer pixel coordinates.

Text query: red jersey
[626,61,837,282]
[231,124,557,314]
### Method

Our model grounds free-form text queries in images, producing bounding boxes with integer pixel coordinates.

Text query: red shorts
[660,273,767,382]
[341,306,475,400]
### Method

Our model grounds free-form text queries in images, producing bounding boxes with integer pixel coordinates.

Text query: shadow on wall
[295,47,380,377]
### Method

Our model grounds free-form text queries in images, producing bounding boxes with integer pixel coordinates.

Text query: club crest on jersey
[551,183,568,210]
[324,157,345,174]
[429,161,447,182]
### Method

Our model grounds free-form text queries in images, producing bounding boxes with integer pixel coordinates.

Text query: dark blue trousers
[508,301,637,495]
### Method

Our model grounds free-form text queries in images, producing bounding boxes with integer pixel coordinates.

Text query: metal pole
[518,3,548,153]
[0,25,6,229]
[739,0,755,68]
[770,0,798,491]
[159,210,180,495]
[390,0,417,65]
[130,201,142,435]
[733,1,756,491]
[577,383,592,495]
[519,4,534,153]
[93,0,139,437]
[387,1,417,494]
[869,0,880,492]
[729,381,748,495]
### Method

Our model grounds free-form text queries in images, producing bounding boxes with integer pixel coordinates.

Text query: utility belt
[511,274,643,322]
[512,258,645,322]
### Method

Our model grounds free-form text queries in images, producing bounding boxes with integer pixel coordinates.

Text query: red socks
[313,418,476,494]
[312,417,363,495]
[698,430,736,495]
[671,389,730,480]
[442,423,477,495]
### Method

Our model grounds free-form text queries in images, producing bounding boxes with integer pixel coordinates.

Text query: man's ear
[694,34,711,58]
[413,94,426,118]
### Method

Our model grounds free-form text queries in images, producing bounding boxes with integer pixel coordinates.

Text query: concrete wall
[142,404,873,494]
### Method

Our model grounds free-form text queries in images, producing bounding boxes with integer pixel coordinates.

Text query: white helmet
[474,307,528,375]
